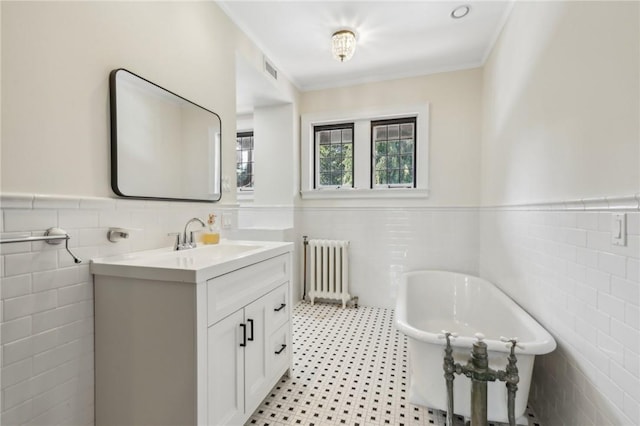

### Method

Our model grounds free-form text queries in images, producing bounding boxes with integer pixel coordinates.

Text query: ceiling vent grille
[264,57,278,81]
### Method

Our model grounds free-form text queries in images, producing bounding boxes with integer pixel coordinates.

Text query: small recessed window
[236,131,254,190]
[314,123,354,188]
[371,118,416,188]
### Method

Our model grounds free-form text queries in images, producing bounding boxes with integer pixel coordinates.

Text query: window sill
[300,188,430,200]
[237,191,254,203]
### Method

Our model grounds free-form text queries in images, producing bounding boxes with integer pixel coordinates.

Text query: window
[314,123,354,188]
[372,118,416,188]
[300,103,429,199]
[236,131,254,190]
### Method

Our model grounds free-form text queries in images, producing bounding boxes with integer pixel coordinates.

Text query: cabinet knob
[275,344,287,355]
[274,303,286,312]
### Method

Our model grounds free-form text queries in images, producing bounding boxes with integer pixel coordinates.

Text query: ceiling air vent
[264,57,278,81]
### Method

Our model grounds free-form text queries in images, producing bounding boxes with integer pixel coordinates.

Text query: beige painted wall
[253,104,296,206]
[1,1,238,202]
[299,68,483,207]
[481,1,639,206]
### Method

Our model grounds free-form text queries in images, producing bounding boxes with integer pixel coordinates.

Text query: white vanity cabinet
[92,241,293,426]
[208,282,290,425]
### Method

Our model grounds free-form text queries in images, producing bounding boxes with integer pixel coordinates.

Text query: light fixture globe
[331,29,356,62]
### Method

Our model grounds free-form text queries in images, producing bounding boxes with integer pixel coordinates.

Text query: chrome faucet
[168,217,206,250]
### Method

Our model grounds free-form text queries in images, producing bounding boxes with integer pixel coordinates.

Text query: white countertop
[90,240,293,283]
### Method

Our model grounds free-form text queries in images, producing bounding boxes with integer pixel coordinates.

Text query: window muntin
[236,131,254,190]
[314,123,354,188]
[372,118,416,188]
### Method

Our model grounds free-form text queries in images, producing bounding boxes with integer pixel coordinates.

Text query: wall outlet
[611,213,627,246]
[221,213,232,229]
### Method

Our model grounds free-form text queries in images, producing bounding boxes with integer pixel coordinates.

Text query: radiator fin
[308,239,350,308]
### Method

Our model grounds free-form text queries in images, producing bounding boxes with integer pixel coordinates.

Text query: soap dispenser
[202,213,220,244]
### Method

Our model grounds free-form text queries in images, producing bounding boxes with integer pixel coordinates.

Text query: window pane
[342,128,352,142]
[388,124,399,140]
[236,132,255,189]
[319,130,330,144]
[388,141,400,155]
[342,172,352,185]
[314,123,354,188]
[374,127,387,142]
[388,155,399,169]
[371,118,415,188]
[400,123,414,138]
[400,140,414,154]
[320,172,331,186]
[331,129,342,143]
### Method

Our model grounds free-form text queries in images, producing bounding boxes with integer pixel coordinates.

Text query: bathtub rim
[395,270,557,355]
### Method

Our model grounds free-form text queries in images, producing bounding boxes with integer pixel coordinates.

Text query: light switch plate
[611,213,627,246]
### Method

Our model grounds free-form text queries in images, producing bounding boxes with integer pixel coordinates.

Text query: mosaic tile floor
[246,302,541,426]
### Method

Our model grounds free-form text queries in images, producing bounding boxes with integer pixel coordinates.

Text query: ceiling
[220,0,512,96]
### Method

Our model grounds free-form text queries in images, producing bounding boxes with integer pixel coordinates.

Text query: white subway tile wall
[0,195,238,425]
[296,207,479,308]
[479,209,640,426]
[2,194,638,425]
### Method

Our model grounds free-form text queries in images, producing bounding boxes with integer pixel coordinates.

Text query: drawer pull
[275,344,287,355]
[239,323,247,347]
[247,319,254,342]
[274,303,286,312]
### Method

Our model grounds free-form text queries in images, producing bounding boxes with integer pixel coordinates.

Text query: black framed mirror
[109,68,222,202]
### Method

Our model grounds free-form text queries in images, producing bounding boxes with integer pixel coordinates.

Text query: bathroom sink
[90,239,292,283]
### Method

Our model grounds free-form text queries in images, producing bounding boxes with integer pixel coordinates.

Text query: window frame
[370,117,417,189]
[313,122,355,189]
[300,103,429,200]
[236,131,255,192]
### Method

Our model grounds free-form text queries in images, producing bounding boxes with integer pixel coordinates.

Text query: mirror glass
[110,68,221,202]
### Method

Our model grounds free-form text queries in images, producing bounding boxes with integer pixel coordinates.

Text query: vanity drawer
[266,283,289,334]
[207,254,288,326]
[267,321,290,381]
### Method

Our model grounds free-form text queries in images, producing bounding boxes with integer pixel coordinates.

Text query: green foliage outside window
[373,121,415,186]
[315,126,353,187]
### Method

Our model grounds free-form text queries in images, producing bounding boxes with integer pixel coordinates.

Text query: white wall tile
[33,196,80,209]
[2,379,33,410]
[625,304,639,330]
[31,329,59,356]
[57,282,92,307]
[1,358,32,389]
[0,400,33,425]
[32,267,79,293]
[1,274,32,299]
[577,212,600,231]
[4,251,58,277]
[598,252,627,278]
[611,276,639,306]
[2,336,33,367]
[610,361,640,402]
[598,292,626,322]
[610,318,640,353]
[627,258,640,282]
[58,210,99,229]
[624,348,640,378]
[1,317,32,345]
[3,210,57,232]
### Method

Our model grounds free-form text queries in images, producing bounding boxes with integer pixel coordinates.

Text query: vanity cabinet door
[244,296,269,413]
[208,310,245,426]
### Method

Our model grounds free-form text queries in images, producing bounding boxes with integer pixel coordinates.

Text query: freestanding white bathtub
[395,271,556,424]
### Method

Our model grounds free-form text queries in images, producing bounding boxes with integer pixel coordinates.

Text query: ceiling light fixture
[331,29,357,62]
[451,5,470,19]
